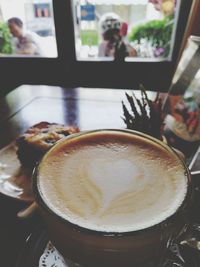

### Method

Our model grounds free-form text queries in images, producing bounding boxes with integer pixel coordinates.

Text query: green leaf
[128,17,174,57]
[0,22,13,54]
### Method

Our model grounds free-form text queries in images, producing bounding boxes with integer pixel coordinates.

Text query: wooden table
[0,84,164,147]
[0,84,199,267]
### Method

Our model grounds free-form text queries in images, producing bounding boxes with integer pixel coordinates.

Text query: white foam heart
[90,158,140,209]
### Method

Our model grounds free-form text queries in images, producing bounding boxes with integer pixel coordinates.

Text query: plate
[0,142,34,202]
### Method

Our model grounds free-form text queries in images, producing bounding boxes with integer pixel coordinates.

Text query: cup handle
[17,201,38,219]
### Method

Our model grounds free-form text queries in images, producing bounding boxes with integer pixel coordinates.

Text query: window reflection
[0,0,57,57]
[72,0,178,61]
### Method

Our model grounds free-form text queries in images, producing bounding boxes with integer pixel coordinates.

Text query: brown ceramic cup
[32,129,193,267]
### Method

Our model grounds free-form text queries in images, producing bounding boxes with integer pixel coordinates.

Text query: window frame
[67,0,194,92]
[0,0,194,94]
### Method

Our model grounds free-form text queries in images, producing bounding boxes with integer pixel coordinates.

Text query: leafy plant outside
[128,16,174,57]
[0,22,13,54]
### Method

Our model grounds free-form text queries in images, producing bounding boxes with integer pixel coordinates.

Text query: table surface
[0,84,199,267]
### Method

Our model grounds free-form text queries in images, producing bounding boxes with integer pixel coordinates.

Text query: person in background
[98,13,137,61]
[7,17,43,56]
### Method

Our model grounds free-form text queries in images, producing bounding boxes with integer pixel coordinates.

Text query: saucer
[0,142,34,202]
[15,225,200,267]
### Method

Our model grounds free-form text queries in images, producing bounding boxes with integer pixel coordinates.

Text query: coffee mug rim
[32,128,193,236]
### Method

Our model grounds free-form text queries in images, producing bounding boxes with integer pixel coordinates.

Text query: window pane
[72,0,180,61]
[0,0,57,57]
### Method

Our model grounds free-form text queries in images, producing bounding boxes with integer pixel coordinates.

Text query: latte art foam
[38,131,188,233]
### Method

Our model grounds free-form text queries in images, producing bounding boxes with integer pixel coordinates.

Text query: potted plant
[122,84,164,140]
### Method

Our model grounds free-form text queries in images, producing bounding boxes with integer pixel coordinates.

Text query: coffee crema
[38,130,188,233]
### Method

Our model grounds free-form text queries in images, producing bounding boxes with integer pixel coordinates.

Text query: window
[0,0,193,93]
[72,0,182,62]
[0,0,57,57]
[67,0,193,91]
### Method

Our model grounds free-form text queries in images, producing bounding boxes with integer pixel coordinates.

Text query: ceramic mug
[32,129,193,267]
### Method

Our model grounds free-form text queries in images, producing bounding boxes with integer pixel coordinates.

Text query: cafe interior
[0,0,200,266]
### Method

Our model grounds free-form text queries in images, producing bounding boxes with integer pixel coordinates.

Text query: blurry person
[7,17,43,56]
[98,13,137,61]
[118,21,138,58]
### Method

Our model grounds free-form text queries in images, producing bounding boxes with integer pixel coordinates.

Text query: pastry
[16,121,80,168]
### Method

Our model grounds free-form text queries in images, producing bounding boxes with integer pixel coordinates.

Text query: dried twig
[122,85,164,140]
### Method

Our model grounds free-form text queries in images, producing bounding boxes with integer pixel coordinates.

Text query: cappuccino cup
[33,129,193,267]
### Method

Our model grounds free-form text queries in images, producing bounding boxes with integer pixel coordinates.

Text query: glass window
[72,0,180,62]
[0,0,57,57]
